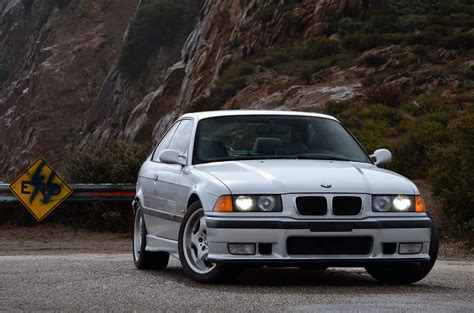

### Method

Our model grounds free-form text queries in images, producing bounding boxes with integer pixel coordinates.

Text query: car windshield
[193,115,371,164]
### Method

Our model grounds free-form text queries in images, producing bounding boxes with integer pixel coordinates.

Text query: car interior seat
[253,137,283,155]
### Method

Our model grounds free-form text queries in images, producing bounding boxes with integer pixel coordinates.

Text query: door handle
[153,174,159,181]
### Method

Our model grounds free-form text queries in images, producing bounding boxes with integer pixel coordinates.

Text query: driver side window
[151,122,180,162]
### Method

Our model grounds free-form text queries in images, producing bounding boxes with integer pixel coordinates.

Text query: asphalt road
[1,254,473,312]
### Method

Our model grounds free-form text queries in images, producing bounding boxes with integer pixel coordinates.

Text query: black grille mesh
[296,197,327,216]
[332,197,362,216]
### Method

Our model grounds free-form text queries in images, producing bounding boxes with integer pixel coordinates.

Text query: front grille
[296,196,327,216]
[287,236,373,255]
[332,196,362,216]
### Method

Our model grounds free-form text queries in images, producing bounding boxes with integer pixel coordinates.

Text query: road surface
[1,253,473,312]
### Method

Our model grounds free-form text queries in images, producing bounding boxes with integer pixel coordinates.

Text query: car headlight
[373,195,425,212]
[213,195,282,212]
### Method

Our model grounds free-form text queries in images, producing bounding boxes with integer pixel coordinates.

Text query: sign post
[9,158,72,221]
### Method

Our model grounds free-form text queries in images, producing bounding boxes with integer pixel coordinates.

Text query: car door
[141,121,180,239]
[144,119,194,240]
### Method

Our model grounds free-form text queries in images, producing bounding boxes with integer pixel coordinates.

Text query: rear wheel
[178,201,232,283]
[365,220,439,284]
[133,206,169,270]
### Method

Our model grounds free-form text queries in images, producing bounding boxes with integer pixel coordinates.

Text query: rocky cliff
[1,0,472,179]
[0,0,138,175]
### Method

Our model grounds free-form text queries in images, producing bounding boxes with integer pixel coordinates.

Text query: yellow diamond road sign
[9,158,72,221]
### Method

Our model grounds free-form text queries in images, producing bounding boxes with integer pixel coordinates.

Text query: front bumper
[206,217,432,265]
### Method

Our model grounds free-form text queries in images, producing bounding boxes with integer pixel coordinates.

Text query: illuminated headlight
[373,195,415,212]
[234,195,282,212]
[235,196,255,212]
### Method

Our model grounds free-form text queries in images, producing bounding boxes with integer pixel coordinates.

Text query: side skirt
[146,234,179,259]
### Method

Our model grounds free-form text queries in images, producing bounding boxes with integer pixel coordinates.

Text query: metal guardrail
[0,184,136,204]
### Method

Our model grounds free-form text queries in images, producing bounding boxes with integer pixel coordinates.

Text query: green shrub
[255,50,293,68]
[394,15,430,32]
[342,33,386,52]
[103,210,129,232]
[389,0,444,16]
[360,54,387,67]
[62,140,151,183]
[209,62,257,104]
[337,17,364,35]
[393,96,457,177]
[440,33,474,50]
[411,45,428,56]
[429,112,474,236]
[408,31,441,46]
[295,38,340,60]
[118,0,203,76]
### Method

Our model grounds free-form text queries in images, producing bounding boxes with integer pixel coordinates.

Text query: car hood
[195,159,417,195]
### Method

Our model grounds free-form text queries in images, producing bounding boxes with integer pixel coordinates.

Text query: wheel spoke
[191,231,200,248]
[196,245,208,261]
[197,216,206,234]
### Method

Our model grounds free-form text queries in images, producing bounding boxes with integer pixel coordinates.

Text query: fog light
[399,243,423,254]
[228,243,256,255]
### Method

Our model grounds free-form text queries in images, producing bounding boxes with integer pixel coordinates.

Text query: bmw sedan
[132,110,438,283]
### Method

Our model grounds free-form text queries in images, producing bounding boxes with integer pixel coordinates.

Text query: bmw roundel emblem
[321,183,332,188]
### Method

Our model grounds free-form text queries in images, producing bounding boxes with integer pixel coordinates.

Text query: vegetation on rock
[118,0,203,77]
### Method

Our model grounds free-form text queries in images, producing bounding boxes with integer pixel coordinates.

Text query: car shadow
[147,265,452,293]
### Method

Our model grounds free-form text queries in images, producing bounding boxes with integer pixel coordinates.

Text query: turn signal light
[213,195,233,212]
[415,195,426,213]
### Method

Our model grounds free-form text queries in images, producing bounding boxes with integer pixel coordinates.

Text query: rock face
[0,0,138,175]
[85,0,375,144]
[0,0,471,179]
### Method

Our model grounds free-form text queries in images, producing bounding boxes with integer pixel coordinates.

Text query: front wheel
[178,201,230,283]
[365,220,439,284]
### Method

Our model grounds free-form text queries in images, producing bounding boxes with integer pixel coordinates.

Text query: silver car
[132,110,438,283]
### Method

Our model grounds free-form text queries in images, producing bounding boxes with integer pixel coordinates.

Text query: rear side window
[151,122,180,162]
[168,119,194,157]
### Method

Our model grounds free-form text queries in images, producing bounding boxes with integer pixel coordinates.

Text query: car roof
[180,110,338,122]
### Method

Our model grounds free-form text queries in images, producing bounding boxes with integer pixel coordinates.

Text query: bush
[62,140,151,183]
[337,17,364,35]
[440,33,474,50]
[360,54,387,67]
[255,50,293,68]
[118,0,203,76]
[295,38,340,60]
[389,0,444,16]
[392,96,457,177]
[209,62,257,104]
[342,33,386,52]
[429,112,474,237]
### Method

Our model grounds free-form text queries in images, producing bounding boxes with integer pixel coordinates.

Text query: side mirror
[159,149,186,166]
[371,149,392,166]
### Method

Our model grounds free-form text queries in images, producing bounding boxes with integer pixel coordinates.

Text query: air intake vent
[287,236,373,255]
[296,197,327,216]
[332,197,362,216]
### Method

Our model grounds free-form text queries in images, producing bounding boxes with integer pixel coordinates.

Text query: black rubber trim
[142,207,183,223]
[207,257,431,266]
[206,219,432,231]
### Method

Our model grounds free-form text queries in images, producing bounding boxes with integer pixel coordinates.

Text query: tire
[178,201,231,283]
[133,206,169,270]
[365,218,439,284]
